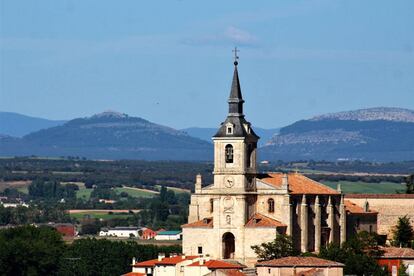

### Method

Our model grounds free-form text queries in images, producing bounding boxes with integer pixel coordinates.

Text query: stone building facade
[182,60,374,266]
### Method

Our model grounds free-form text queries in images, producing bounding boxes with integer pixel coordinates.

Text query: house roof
[133,255,198,267]
[245,213,287,228]
[121,273,145,276]
[182,217,213,228]
[345,194,414,199]
[156,230,181,235]
[256,257,344,267]
[155,255,198,265]
[133,259,158,267]
[258,173,339,195]
[344,200,377,215]
[211,269,246,275]
[188,260,245,269]
[378,247,414,259]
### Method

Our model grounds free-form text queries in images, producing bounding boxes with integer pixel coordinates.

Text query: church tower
[212,58,259,193]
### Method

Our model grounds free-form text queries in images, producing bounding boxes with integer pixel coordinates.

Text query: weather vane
[232,47,239,65]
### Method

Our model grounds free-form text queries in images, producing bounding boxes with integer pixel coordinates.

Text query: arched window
[225,144,233,163]
[210,198,214,213]
[268,198,275,213]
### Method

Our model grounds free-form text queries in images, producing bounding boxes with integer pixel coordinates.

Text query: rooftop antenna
[232,46,240,65]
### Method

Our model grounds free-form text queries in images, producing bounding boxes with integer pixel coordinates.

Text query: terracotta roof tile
[133,259,158,267]
[258,173,339,195]
[121,273,145,276]
[379,247,414,259]
[345,194,414,199]
[344,200,377,214]
[188,260,244,269]
[182,217,213,228]
[245,213,287,228]
[256,257,344,267]
[155,255,198,265]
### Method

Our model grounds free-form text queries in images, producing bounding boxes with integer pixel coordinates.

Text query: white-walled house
[99,226,140,238]
[122,254,245,276]
[154,230,182,240]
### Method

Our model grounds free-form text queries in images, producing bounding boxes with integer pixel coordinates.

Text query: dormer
[225,123,234,135]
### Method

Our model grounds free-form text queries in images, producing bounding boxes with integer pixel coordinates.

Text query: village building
[181,58,376,266]
[99,226,141,238]
[255,256,344,276]
[123,254,245,276]
[154,230,182,241]
[142,227,157,240]
[377,247,414,276]
[345,194,414,239]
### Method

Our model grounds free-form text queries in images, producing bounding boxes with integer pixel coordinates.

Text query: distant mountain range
[261,107,414,162]
[1,107,413,161]
[0,112,66,137]
[0,111,212,160]
[181,127,280,146]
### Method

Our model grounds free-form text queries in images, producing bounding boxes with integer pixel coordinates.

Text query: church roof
[256,257,344,267]
[245,213,286,228]
[344,200,377,215]
[258,173,340,195]
[213,60,259,140]
[181,217,213,228]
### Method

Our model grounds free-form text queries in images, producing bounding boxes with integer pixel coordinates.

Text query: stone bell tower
[212,56,259,193]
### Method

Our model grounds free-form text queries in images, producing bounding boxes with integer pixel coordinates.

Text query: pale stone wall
[256,266,343,276]
[244,228,278,267]
[256,194,285,222]
[182,228,220,258]
[345,196,414,236]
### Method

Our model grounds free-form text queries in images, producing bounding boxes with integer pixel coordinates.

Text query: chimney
[337,183,342,193]
[158,253,165,261]
[282,174,289,191]
[199,258,204,265]
[195,174,202,193]
[364,199,370,212]
[132,257,136,265]
[205,254,211,262]
[181,254,186,260]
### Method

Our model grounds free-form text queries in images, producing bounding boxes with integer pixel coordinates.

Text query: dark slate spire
[213,52,259,140]
[228,62,244,117]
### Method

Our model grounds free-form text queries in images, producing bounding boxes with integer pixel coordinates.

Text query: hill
[181,127,280,146]
[0,112,66,137]
[0,111,212,160]
[261,107,414,162]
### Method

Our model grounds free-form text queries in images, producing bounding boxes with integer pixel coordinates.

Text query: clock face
[225,177,234,188]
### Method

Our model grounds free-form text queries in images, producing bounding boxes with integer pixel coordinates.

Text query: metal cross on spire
[232,47,239,65]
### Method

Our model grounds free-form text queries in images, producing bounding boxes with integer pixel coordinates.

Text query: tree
[0,225,65,276]
[251,234,297,261]
[319,231,387,276]
[392,215,414,247]
[398,263,409,276]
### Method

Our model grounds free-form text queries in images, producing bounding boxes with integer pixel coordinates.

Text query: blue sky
[1,0,413,129]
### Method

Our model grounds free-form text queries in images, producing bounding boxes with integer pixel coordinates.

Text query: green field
[114,187,158,198]
[76,187,93,200]
[69,212,134,220]
[155,185,190,194]
[321,181,405,194]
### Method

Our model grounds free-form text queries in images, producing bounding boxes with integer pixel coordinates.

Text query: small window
[210,198,214,213]
[369,225,373,233]
[268,268,271,274]
[198,246,203,254]
[225,144,234,163]
[268,198,275,213]
[227,127,233,134]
